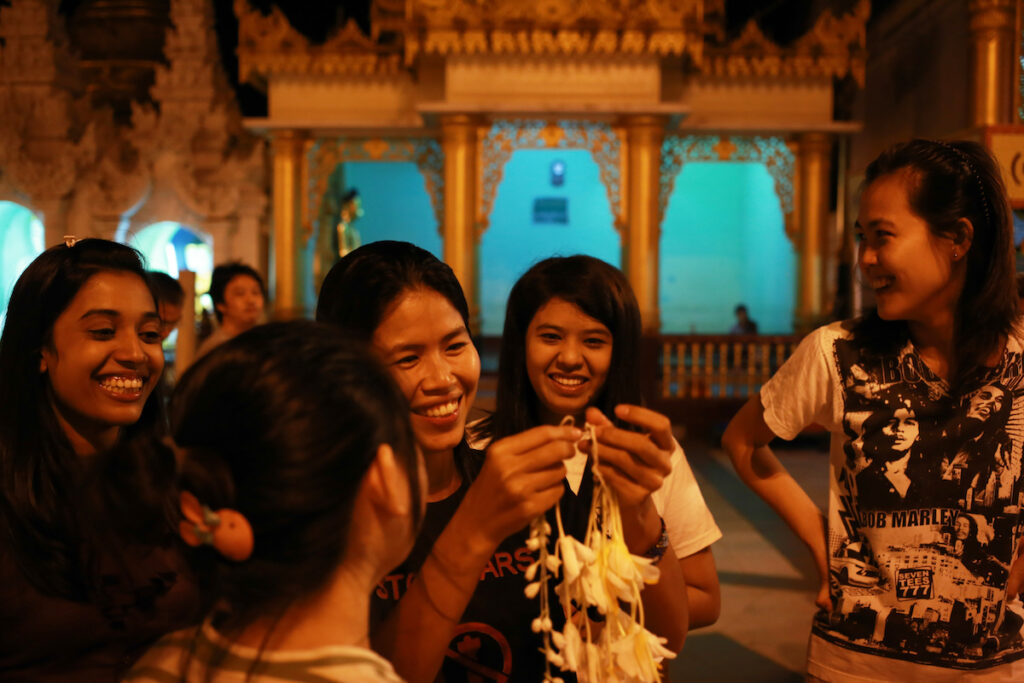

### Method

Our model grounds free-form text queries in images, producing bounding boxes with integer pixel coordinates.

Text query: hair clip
[63,235,78,248]
[178,490,254,562]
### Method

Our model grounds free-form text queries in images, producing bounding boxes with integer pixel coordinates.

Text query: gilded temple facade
[240,0,875,333]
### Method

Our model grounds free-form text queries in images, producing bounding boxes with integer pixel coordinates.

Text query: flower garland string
[524,416,675,682]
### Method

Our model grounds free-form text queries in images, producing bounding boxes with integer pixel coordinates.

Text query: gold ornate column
[969,0,1016,126]
[440,114,481,333]
[271,130,305,319]
[622,115,667,335]
[795,132,833,333]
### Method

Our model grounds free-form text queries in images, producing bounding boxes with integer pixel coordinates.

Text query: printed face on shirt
[855,172,962,327]
[372,287,480,461]
[39,271,164,451]
[966,384,1005,423]
[525,297,613,424]
[955,515,972,541]
[882,407,919,453]
[216,274,264,329]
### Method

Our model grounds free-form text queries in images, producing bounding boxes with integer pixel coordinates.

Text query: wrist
[639,516,670,564]
[622,497,662,553]
[448,495,502,562]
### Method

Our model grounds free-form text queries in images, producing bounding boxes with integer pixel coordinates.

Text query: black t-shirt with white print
[370,447,591,682]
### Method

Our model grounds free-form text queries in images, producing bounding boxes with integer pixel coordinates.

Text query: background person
[147,270,184,341]
[194,262,265,360]
[730,304,758,334]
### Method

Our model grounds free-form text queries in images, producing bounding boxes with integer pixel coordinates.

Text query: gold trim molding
[304,137,444,241]
[478,120,623,236]
[702,0,869,86]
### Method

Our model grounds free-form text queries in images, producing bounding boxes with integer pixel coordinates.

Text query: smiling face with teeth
[856,171,967,331]
[372,287,480,463]
[525,297,613,424]
[39,271,164,454]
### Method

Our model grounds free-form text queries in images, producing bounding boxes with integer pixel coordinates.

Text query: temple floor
[670,438,829,681]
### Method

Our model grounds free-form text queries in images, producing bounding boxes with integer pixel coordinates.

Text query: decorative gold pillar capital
[968,0,1015,127]
[622,114,668,335]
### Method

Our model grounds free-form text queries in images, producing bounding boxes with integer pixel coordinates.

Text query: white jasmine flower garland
[523,418,675,682]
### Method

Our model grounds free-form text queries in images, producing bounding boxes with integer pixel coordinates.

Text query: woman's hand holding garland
[582,405,674,554]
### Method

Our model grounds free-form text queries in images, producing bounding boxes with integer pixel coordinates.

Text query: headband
[935,140,992,232]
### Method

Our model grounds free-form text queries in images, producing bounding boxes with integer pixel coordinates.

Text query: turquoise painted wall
[341,161,441,258]
[0,201,44,328]
[660,162,795,334]
[479,149,619,335]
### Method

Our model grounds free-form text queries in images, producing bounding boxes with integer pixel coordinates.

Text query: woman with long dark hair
[724,139,1024,679]
[128,321,422,681]
[480,255,722,636]
[316,241,581,682]
[0,238,195,681]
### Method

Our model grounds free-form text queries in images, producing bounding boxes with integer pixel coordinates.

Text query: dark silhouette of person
[730,304,758,334]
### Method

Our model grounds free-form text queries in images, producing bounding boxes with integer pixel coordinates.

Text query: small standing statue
[334,189,363,259]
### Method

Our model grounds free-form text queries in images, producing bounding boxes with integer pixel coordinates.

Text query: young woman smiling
[480,255,723,648]
[723,140,1024,680]
[316,241,581,682]
[0,239,195,681]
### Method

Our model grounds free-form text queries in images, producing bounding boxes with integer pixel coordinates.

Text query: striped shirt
[125,619,404,683]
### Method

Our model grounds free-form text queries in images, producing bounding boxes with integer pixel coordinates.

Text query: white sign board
[988,127,1024,207]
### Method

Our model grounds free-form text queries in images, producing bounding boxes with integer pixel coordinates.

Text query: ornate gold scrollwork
[478,120,623,237]
[659,135,795,221]
[305,137,444,242]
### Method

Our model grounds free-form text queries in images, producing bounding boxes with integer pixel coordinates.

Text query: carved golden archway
[304,137,444,239]
[659,134,796,238]
[477,119,624,236]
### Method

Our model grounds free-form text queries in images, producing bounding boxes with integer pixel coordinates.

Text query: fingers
[612,404,674,451]
[815,581,834,613]
[591,427,671,475]
[591,441,666,493]
[491,424,582,458]
[595,462,652,506]
[585,405,613,427]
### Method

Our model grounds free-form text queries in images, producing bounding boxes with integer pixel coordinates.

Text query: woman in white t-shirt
[477,255,722,636]
[723,139,1024,681]
[127,322,424,682]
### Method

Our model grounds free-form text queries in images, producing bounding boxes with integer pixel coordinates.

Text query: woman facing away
[127,321,423,682]
[723,139,1024,681]
[315,241,582,682]
[0,238,196,681]
[477,255,722,634]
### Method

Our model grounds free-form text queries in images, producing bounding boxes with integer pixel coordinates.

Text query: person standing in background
[194,262,265,360]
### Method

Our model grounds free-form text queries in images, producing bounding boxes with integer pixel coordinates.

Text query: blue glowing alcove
[479,149,619,335]
[0,201,45,328]
[660,162,795,334]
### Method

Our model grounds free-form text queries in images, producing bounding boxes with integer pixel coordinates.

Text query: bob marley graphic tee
[762,321,1024,680]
